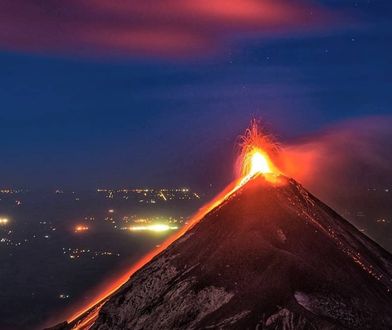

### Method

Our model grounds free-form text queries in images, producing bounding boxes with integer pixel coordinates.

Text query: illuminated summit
[49,123,392,330]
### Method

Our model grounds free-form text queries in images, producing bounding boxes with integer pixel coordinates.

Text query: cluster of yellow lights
[0,218,9,225]
[74,225,89,233]
[129,224,178,232]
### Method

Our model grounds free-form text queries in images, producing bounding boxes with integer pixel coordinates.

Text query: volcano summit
[51,123,392,330]
[54,172,392,330]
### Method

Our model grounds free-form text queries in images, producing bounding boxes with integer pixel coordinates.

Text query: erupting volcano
[50,121,392,330]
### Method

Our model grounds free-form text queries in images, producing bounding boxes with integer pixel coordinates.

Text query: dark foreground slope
[70,176,392,329]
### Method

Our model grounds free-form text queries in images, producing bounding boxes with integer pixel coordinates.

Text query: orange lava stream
[65,121,280,329]
[71,301,107,330]
[68,177,246,329]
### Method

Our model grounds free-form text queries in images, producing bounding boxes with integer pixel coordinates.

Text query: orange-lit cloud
[276,116,392,253]
[280,116,392,204]
[0,0,329,58]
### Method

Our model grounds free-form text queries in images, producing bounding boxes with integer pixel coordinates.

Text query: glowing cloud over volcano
[0,0,330,58]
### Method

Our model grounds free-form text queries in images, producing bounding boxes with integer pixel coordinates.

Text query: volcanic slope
[74,175,392,329]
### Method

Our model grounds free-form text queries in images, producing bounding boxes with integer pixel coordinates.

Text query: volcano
[55,173,392,330]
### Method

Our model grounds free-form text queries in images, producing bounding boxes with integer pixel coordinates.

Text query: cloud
[281,116,392,195]
[0,0,329,58]
[278,116,392,250]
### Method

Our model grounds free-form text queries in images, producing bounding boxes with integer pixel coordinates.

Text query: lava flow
[65,121,281,330]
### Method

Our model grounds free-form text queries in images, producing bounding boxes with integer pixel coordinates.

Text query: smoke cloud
[0,0,329,58]
[282,116,392,196]
[280,116,392,251]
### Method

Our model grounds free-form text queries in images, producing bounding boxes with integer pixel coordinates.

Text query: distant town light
[129,224,178,233]
[74,225,89,233]
[0,218,9,225]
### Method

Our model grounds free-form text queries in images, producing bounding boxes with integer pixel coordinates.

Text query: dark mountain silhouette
[53,175,392,329]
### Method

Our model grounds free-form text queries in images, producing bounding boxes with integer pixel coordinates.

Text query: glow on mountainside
[65,121,282,330]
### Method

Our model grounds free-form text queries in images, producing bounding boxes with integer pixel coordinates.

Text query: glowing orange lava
[238,120,281,185]
[250,151,271,174]
[241,148,279,176]
[63,120,282,329]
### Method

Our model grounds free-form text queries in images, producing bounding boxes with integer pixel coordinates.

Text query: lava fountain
[63,120,282,330]
[237,119,281,187]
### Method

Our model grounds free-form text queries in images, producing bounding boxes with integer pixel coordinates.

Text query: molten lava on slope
[48,121,392,330]
[51,121,282,329]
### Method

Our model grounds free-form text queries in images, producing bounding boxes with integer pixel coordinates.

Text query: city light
[74,225,89,233]
[0,218,9,225]
[159,191,167,201]
[129,224,178,232]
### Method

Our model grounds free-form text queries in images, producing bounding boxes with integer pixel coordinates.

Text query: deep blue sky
[0,0,391,189]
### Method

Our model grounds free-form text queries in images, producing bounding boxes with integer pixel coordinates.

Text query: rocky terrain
[55,175,392,329]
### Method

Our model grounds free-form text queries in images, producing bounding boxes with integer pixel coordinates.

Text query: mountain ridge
[55,175,392,329]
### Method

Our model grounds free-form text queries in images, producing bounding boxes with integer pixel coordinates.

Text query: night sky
[0,0,391,190]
